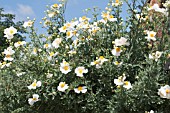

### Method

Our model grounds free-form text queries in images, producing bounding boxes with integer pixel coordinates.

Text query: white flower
[148,4,167,15]
[75,66,88,77]
[46,73,53,78]
[52,38,62,48]
[60,60,71,74]
[4,55,14,61]
[51,4,59,9]
[91,56,108,68]
[59,26,67,33]
[113,61,123,67]
[27,80,41,90]
[149,51,162,61]
[32,48,37,55]
[66,31,74,39]
[16,72,26,77]
[4,26,17,39]
[145,31,157,41]
[149,110,154,113]
[28,94,39,105]
[68,50,76,55]
[114,75,126,86]
[74,86,87,93]
[164,1,170,8]
[43,43,51,49]
[14,41,26,48]
[123,81,132,89]
[5,62,12,67]
[114,75,132,89]
[112,0,122,6]
[3,46,15,55]
[111,47,122,56]
[79,16,90,22]
[3,47,15,61]
[48,12,55,18]
[0,62,12,68]
[158,85,170,99]
[98,56,108,63]
[57,82,69,92]
[114,37,129,46]
[148,4,160,11]
[91,59,101,69]
[23,20,33,28]
[107,15,117,22]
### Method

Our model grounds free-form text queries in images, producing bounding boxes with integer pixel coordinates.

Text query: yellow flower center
[109,15,114,18]
[33,48,37,53]
[150,33,154,37]
[17,41,22,44]
[82,16,87,21]
[10,30,14,34]
[92,29,97,34]
[166,89,170,93]
[60,83,65,88]
[44,44,49,48]
[99,56,104,60]
[102,13,108,18]
[32,98,37,101]
[6,55,11,58]
[67,31,71,36]
[116,0,119,3]
[28,22,31,25]
[124,81,129,86]
[115,61,119,65]
[63,66,69,71]
[63,26,67,30]
[50,52,54,56]
[32,82,37,87]
[53,4,58,8]
[78,69,83,74]
[73,30,77,35]
[115,47,121,52]
[94,61,100,65]
[78,86,83,91]
[2,62,6,65]
[66,23,71,27]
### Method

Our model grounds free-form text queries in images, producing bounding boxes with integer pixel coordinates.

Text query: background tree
[0,8,26,61]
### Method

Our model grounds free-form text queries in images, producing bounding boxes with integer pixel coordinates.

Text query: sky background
[0,0,130,35]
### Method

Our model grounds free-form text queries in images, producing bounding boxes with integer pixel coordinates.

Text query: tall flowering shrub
[1,0,170,113]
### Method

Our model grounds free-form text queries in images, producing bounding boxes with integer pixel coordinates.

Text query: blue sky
[1,0,111,21]
[0,0,129,21]
[0,0,129,35]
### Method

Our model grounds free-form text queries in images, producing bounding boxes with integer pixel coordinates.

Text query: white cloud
[17,4,35,16]
[3,4,35,22]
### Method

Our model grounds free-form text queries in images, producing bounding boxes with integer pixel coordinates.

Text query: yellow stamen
[32,98,37,101]
[78,86,83,91]
[53,4,58,8]
[10,30,14,34]
[150,33,154,37]
[124,81,129,86]
[166,89,170,93]
[32,82,37,87]
[115,47,121,52]
[60,83,65,88]
[6,55,11,58]
[78,69,83,74]
[63,66,69,71]
[116,0,119,3]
